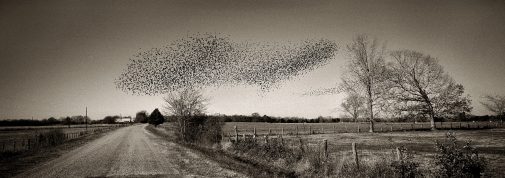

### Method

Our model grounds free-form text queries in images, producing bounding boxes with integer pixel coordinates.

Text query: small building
[116,116,132,123]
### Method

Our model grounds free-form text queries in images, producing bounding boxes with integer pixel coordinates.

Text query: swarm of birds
[115,33,338,95]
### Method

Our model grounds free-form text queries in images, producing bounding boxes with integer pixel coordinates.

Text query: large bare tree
[481,95,505,117]
[389,49,472,130]
[340,35,389,132]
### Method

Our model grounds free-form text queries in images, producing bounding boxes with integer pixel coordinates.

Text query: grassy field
[0,124,128,152]
[0,124,125,141]
[223,121,504,136]
[222,122,505,177]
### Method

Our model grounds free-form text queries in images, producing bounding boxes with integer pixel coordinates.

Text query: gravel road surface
[16,124,245,178]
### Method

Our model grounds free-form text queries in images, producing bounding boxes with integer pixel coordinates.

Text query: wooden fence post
[450,122,453,129]
[352,142,359,169]
[309,126,312,135]
[323,139,328,159]
[459,122,462,129]
[281,127,284,136]
[296,126,299,135]
[357,125,360,133]
[234,125,238,142]
[253,127,257,138]
[321,127,324,134]
[396,147,402,161]
[242,134,246,141]
[268,128,272,135]
[390,125,393,132]
[333,125,336,133]
[299,137,305,153]
[264,135,268,144]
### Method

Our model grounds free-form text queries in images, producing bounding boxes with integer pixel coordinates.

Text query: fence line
[228,132,412,171]
[0,124,130,152]
[226,121,504,139]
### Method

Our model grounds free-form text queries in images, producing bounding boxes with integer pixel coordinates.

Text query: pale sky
[1,0,504,120]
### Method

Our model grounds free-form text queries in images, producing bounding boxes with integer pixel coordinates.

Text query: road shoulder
[146,124,294,178]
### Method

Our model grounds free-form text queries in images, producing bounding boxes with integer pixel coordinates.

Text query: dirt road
[16,124,245,178]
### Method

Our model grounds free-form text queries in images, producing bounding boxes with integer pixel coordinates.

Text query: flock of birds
[115,34,338,95]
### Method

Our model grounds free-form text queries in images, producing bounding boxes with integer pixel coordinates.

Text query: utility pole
[85,106,88,131]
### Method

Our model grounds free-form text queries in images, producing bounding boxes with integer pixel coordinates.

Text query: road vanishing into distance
[16,124,244,178]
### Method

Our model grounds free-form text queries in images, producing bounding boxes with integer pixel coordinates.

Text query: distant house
[116,116,132,123]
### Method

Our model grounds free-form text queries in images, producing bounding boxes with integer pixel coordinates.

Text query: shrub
[298,144,332,177]
[337,157,395,178]
[38,129,66,146]
[433,132,486,177]
[176,115,224,147]
[229,137,303,169]
[134,111,148,123]
[390,146,422,178]
[148,108,165,127]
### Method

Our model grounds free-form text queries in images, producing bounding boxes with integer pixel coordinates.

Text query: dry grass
[257,128,505,177]
[0,124,123,142]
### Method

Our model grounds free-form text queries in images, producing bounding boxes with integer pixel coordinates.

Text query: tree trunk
[368,88,374,133]
[369,120,374,133]
[413,76,436,131]
[424,99,436,130]
[429,110,436,130]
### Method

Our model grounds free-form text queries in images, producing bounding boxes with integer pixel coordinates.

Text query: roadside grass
[147,123,296,178]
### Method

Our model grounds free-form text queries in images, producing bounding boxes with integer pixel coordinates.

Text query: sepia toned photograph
[1,0,504,177]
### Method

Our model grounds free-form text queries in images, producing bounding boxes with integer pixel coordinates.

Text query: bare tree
[481,95,505,117]
[389,49,472,130]
[341,93,366,122]
[163,88,208,135]
[340,35,389,132]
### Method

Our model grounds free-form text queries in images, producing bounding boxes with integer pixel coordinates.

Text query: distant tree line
[1,112,501,127]
[0,116,90,126]
[164,113,501,124]
[164,113,342,123]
